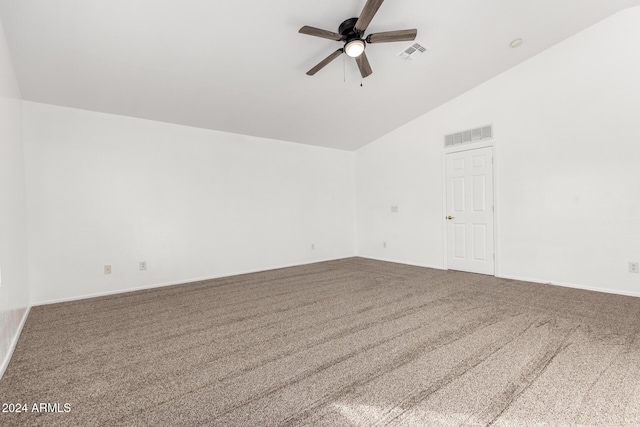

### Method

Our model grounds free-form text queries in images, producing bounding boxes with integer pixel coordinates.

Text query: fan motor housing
[338,17,362,42]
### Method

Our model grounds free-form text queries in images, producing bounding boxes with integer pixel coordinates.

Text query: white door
[445,146,494,275]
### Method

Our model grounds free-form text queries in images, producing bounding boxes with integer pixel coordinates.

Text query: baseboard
[33,256,638,308]
[33,256,356,306]
[497,273,640,298]
[355,255,445,271]
[356,257,640,298]
[0,306,31,380]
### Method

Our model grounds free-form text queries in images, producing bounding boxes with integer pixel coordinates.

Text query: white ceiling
[1,0,638,150]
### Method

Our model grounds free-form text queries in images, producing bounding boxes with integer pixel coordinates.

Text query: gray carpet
[1,257,640,426]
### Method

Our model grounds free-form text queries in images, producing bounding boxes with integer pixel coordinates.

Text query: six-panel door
[446,146,494,275]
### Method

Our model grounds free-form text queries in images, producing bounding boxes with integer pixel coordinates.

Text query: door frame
[441,141,499,275]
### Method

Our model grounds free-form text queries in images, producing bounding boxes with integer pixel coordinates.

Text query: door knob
[447,216,454,220]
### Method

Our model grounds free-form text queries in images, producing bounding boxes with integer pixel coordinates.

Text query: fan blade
[367,29,417,44]
[306,49,344,76]
[355,0,384,33]
[355,51,373,78]
[299,26,344,41]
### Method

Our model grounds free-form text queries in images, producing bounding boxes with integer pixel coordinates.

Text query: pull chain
[343,54,346,83]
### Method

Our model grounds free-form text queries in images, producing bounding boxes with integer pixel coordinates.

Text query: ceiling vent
[444,125,493,147]
[398,42,429,60]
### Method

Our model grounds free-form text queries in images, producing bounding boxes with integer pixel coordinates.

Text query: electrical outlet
[383,242,387,248]
[104,265,112,275]
[311,243,315,250]
[391,206,398,212]
[139,261,147,271]
[630,262,639,273]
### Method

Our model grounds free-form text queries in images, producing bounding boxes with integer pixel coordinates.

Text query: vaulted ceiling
[1,0,638,150]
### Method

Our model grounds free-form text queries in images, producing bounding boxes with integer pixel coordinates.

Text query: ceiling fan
[299,0,417,78]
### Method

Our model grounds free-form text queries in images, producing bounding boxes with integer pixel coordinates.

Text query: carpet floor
[1,257,640,426]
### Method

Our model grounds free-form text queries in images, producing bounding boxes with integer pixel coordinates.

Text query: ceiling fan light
[345,39,365,57]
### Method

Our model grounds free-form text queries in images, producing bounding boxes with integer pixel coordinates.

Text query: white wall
[23,102,355,304]
[0,16,30,374]
[12,6,640,310]
[356,7,640,295]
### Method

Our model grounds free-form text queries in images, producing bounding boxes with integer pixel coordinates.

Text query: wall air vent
[398,42,429,60]
[444,125,493,147]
